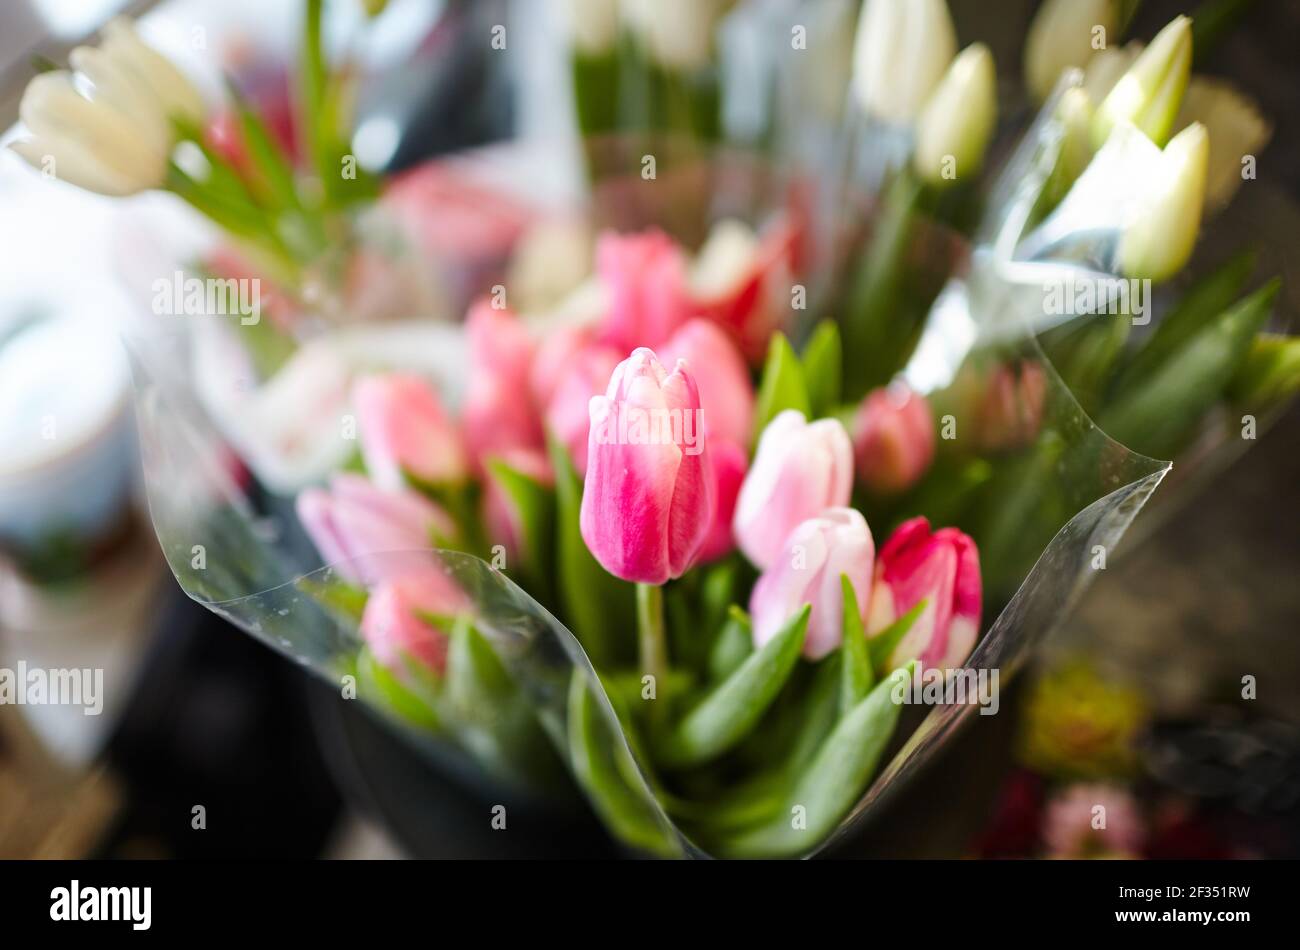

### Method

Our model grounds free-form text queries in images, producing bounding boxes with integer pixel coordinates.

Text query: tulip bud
[733,410,853,570]
[543,341,622,475]
[353,374,467,491]
[1024,0,1119,103]
[580,348,715,584]
[1091,16,1192,150]
[1175,78,1273,212]
[1118,122,1208,282]
[361,572,465,675]
[853,383,936,495]
[913,43,998,186]
[660,318,755,449]
[852,0,957,124]
[296,474,457,585]
[867,517,981,670]
[699,438,748,563]
[749,508,875,660]
[462,300,544,471]
[977,361,1048,453]
[1082,42,1142,108]
[597,230,692,353]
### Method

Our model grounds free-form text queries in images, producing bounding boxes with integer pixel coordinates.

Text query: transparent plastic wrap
[123,126,1173,857]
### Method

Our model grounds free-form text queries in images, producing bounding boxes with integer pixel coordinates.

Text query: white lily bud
[851,0,957,124]
[8,18,203,196]
[563,0,621,56]
[1175,78,1273,212]
[1118,122,1208,281]
[1092,16,1192,149]
[1024,0,1118,103]
[621,0,732,71]
[913,44,997,186]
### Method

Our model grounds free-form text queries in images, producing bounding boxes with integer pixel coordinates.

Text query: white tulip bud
[621,0,731,71]
[913,44,998,186]
[1119,122,1208,281]
[1024,0,1118,103]
[1175,78,1273,212]
[1092,16,1192,149]
[563,0,621,56]
[851,0,957,124]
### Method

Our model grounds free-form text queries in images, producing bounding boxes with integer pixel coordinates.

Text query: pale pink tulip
[749,507,875,660]
[361,571,465,675]
[660,318,755,449]
[461,299,544,470]
[852,383,935,495]
[296,474,456,585]
[353,373,467,490]
[543,340,622,475]
[580,348,715,584]
[733,410,853,570]
[867,517,982,670]
[596,229,691,352]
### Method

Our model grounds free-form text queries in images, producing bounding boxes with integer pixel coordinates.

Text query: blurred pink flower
[1043,783,1145,859]
[853,383,935,495]
[482,447,554,561]
[361,571,465,675]
[462,299,544,471]
[978,361,1048,452]
[353,373,467,490]
[543,340,622,475]
[699,438,748,562]
[596,229,691,352]
[660,318,755,449]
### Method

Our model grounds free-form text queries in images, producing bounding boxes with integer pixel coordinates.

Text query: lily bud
[1118,122,1208,281]
[353,374,467,490]
[580,349,715,584]
[296,474,457,585]
[11,18,204,195]
[1092,16,1192,149]
[852,0,957,124]
[749,508,875,660]
[733,410,853,570]
[1024,0,1118,103]
[852,383,936,495]
[867,517,981,670]
[361,573,465,675]
[913,43,998,186]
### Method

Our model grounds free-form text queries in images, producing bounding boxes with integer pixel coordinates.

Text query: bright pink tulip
[733,410,853,570]
[580,348,715,584]
[977,361,1047,452]
[852,383,935,495]
[660,318,755,449]
[353,373,467,490]
[296,474,456,585]
[867,517,982,670]
[699,438,748,562]
[596,229,691,352]
[543,341,622,475]
[749,507,875,660]
[361,571,465,675]
[482,448,554,560]
[462,299,544,470]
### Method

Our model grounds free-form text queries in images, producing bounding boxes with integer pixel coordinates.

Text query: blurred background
[1,0,1297,859]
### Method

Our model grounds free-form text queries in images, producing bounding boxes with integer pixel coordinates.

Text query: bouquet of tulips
[12,1,1296,857]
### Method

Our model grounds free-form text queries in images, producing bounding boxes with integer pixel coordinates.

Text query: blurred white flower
[1092,16,1191,149]
[621,0,732,71]
[913,43,997,186]
[1081,41,1142,107]
[1024,0,1120,103]
[563,0,621,55]
[1119,122,1208,281]
[1175,78,1273,212]
[9,18,203,196]
[851,0,957,123]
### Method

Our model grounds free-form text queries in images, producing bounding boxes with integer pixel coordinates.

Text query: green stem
[636,583,669,726]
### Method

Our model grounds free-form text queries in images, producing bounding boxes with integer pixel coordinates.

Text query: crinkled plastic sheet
[123,121,1172,857]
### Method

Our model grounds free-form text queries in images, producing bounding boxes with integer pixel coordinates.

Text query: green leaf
[867,599,927,676]
[484,456,555,592]
[656,606,809,768]
[357,646,441,731]
[445,617,512,718]
[801,320,843,419]
[839,575,873,714]
[296,575,368,622]
[753,333,812,441]
[707,606,754,682]
[718,664,911,858]
[1227,333,1300,410]
[225,79,301,214]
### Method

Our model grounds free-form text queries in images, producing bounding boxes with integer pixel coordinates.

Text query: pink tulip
[852,383,936,495]
[699,438,748,562]
[482,448,554,561]
[1043,784,1144,859]
[867,517,982,670]
[596,229,691,352]
[580,348,715,584]
[660,318,755,449]
[543,340,622,475]
[296,474,456,585]
[749,507,875,660]
[530,323,596,408]
[732,410,853,570]
[361,571,466,675]
[462,299,544,470]
[977,361,1048,452]
[353,373,467,490]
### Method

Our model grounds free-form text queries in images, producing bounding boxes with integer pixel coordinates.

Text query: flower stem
[636,583,669,727]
